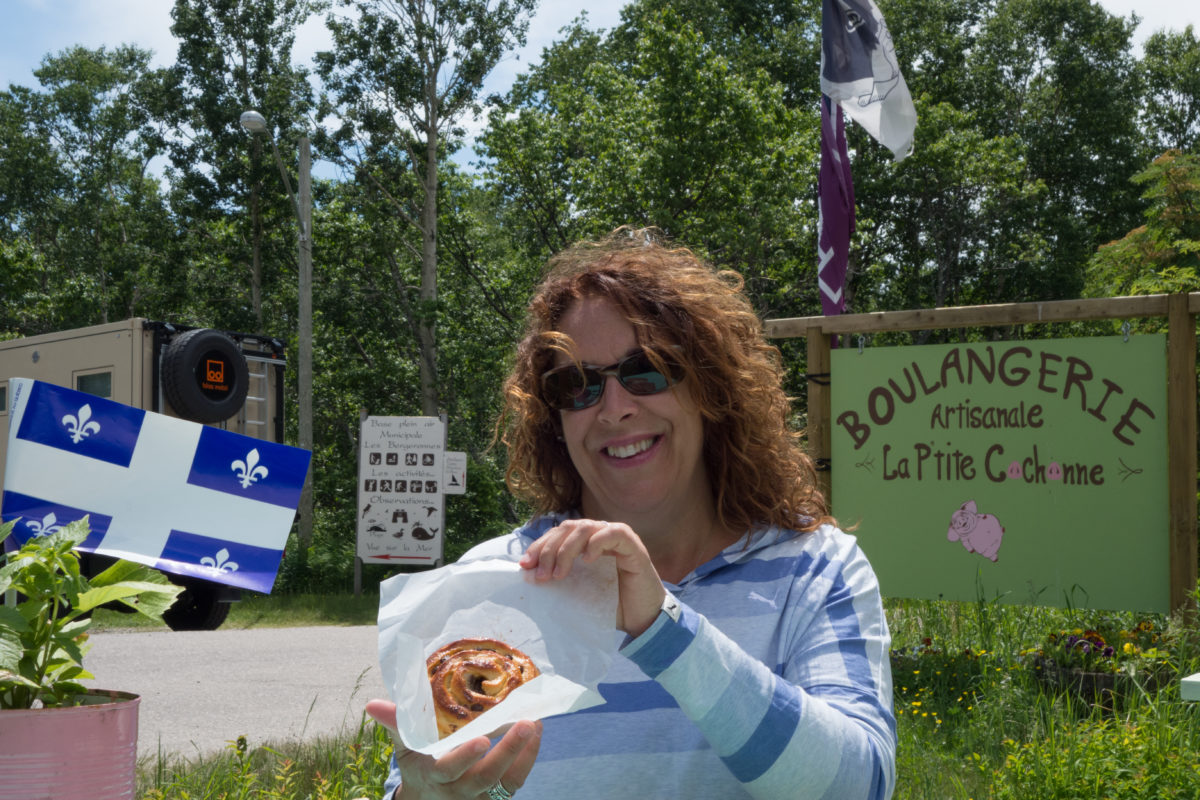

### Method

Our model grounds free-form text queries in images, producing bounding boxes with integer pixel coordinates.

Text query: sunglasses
[541,348,685,411]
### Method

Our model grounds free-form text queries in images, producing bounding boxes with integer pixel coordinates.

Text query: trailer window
[76,371,113,399]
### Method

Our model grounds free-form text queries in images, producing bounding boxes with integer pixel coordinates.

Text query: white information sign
[443,451,467,495]
[357,416,445,564]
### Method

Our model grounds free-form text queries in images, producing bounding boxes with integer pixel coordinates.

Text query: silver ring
[486,782,514,800]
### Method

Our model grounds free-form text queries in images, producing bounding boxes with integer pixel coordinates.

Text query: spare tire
[161,328,250,423]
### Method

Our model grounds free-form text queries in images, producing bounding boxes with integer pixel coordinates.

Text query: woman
[369,228,896,799]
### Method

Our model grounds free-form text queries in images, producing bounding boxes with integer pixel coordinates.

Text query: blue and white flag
[821,0,917,161]
[2,378,312,594]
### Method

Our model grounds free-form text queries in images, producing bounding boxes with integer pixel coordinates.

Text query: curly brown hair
[498,227,831,535]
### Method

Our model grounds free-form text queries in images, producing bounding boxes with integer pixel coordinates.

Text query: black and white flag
[821,0,917,161]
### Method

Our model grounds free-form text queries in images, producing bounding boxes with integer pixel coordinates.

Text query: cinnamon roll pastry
[426,638,541,739]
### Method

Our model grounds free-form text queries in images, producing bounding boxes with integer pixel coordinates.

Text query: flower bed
[1022,621,1175,711]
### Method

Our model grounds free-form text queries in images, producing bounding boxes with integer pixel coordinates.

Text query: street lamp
[240,109,314,548]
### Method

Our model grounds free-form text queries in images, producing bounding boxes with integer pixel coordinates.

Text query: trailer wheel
[161,575,232,631]
[161,328,250,423]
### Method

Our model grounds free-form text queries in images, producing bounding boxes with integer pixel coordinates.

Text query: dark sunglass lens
[544,366,602,410]
[619,352,675,395]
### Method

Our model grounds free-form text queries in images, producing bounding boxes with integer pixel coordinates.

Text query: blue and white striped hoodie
[385,513,895,800]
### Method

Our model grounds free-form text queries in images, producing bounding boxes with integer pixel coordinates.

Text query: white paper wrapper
[377,553,619,757]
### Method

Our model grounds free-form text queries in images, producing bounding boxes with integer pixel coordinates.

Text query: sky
[0,0,630,174]
[4,0,1197,94]
[0,0,628,99]
[0,0,1196,170]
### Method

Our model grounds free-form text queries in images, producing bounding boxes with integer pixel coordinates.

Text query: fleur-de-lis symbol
[232,448,269,488]
[26,513,63,536]
[62,404,101,444]
[200,548,239,574]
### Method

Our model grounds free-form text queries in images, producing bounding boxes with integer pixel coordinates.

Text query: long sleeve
[378,518,895,800]
[382,761,400,799]
[619,528,895,799]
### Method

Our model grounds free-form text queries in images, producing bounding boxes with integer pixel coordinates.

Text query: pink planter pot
[0,689,140,800]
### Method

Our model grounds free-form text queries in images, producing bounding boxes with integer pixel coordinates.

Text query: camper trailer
[0,319,288,629]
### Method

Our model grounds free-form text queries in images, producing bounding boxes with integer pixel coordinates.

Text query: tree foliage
[1,0,1197,583]
[847,0,1145,318]
[165,0,320,331]
[481,5,817,319]
[316,0,538,416]
[0,45,174,332]
[1140,25,1200,154]
[1085,149,1200,299]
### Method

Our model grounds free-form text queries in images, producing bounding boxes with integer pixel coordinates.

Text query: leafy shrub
[986,706,1200,799]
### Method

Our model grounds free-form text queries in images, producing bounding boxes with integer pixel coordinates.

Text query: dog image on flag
[817,0,917,322]
[2,378,311,594]
[820,0,917,161]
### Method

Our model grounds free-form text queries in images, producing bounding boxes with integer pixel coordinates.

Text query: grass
[887,591,1200,799]
[105,590,1200,798]
[138,718,396,799]
[92,591,381,632]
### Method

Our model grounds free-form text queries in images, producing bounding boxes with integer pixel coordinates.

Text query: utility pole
[239,110,314,547]
[297,136,313,547]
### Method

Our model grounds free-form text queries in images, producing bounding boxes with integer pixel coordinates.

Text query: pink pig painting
[946,500,1004,562]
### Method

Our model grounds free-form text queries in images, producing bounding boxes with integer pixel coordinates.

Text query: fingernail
[516,722,533,739]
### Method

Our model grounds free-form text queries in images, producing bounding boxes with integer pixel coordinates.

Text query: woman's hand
[519,518,666,638]
[365,699,542,799]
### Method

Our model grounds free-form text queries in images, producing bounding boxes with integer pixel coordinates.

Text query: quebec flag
[2,378,312,594]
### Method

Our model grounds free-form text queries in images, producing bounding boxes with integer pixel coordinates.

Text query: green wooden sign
[831,335,1169,612]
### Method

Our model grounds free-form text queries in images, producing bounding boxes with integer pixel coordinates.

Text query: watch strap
[660,591,682,623]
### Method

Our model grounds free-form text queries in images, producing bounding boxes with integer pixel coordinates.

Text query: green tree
[165,0,320,332]
[610,0,823,107]
[0,46,175,332]
[884,0,990,111]
[316,0,538,417]
[967,0,1143,293]
[481,7,817,319]
[1084,149,1200,299]
[1139,25,1200,154]
[851,99,1049,318]
[0,86,63,242]
[296,170,534,580]
[842,0,1146,316]
[0,85,65,333]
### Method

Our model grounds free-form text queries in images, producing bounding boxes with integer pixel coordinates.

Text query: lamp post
[240,110,314,548]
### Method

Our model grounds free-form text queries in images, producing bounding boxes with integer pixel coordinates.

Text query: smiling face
[554,296,712,536]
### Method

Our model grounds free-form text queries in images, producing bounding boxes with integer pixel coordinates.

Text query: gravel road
[82,625,389,760]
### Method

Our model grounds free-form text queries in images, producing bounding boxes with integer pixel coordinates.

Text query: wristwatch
[660,591,682,623]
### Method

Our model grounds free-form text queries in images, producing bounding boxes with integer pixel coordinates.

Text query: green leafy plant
[0,517,183,709]
[986,708,1200,799]
[890,634,1024,737]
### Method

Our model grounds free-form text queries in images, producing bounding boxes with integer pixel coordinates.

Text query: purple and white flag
[2,378,311,593]
[818,94,855,317]
[821,0,916,161]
